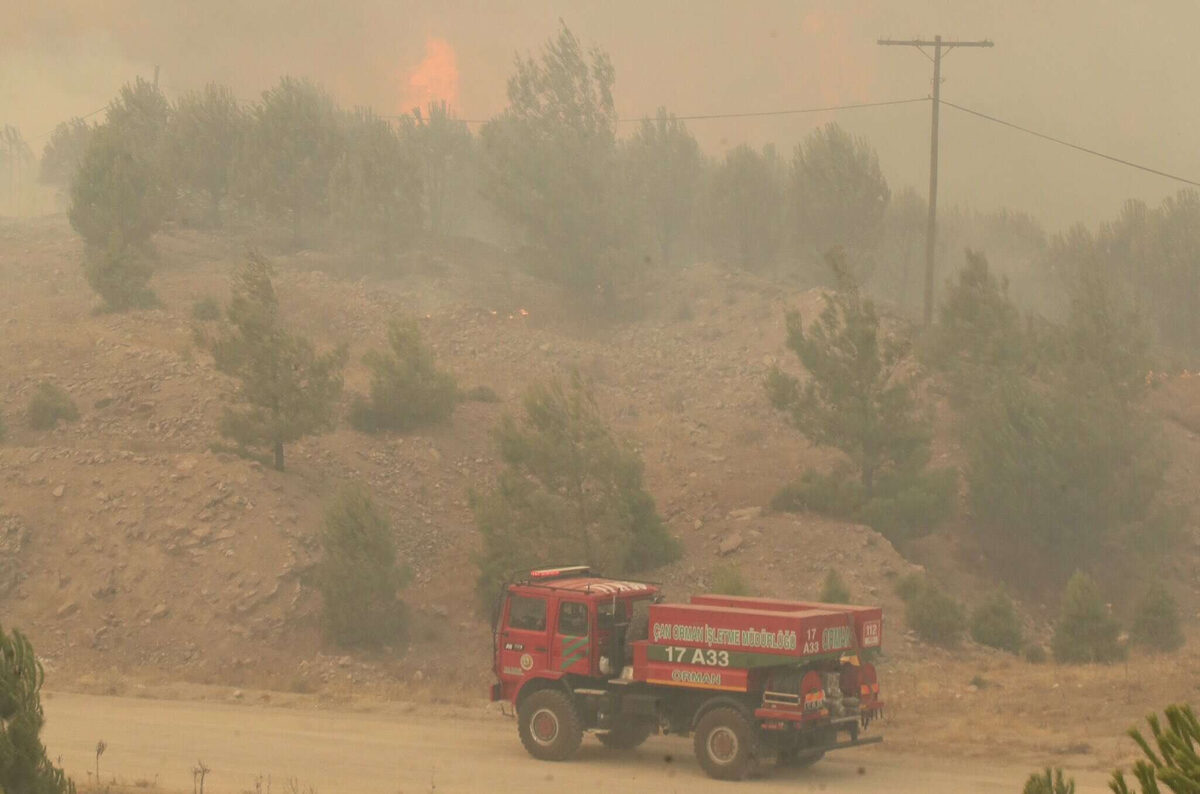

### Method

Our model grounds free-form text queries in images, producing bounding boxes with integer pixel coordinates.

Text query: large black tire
[693,707,763,780]
[518,689,583,762]
[596,718,655,750]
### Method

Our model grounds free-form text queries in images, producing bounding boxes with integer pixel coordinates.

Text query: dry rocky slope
[1,215,1198,767]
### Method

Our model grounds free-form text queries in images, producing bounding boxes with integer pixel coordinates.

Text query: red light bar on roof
[529,566,591,580]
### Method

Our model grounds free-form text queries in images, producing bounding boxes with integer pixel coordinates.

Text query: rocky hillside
[0,215,1196,706]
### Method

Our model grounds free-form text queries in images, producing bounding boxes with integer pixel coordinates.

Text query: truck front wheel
[518,689,583,762]
[693,707,762,780]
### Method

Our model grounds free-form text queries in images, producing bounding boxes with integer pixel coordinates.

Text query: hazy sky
[5,0,1198,228]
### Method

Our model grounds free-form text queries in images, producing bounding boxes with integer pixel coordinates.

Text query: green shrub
[191,295,221,320]
[770,466,864,516]
[1129,582,1183,653]
[902,577,965,647]
[0,624,77,793]
[350,318,458,433]
[460,384,501,403]
[771,465,954,545]
[80,239,158,311]
[314,485,409,648]
[27,382,79,430]
[710,563,750,596]
[970,591,1024,653]
[894,572,925,603]
[1110,704,1200,794]
[857,468,956,542]
[1052,571,1124,664]
[1024,644,1048,664]
[1022,767,1075,794]
[820,569,851,603]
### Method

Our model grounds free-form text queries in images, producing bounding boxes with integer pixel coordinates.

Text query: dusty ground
[46,691,1118,794]
[1,215,1198,787]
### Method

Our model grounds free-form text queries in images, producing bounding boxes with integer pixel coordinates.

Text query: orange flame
[401,36,459,113]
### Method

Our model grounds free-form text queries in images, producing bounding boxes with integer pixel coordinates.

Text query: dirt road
[42,692,1114,793]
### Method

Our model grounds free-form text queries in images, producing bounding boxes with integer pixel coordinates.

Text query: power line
[397,96,930,124]
[941,98,1200,188]
[615,96,929,123]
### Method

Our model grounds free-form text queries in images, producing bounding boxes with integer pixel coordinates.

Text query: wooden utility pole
[878,35,993,326]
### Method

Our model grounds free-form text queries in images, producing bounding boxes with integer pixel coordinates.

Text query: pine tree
[315,486,408,647]
[1052,572,1123,664]
[400,101,474,237]
[473,373,679,606]
[349,317,457,433]
[168,83,245,226]
[969,591,1023,653]
[1023,768,1075,794]
[791,122,890,258]
[329,109,422,261]
[767,251,932,500]
[0,625,76,793]
[1130,582,1183,653]
[479,23,624,293]
[703,143,786,270]
[200,252,345,471]
[1110,704,1200,794]
[625,108,704,266]
[922,251,1027,394]
[237,77,344,243]
[69,78,172,311]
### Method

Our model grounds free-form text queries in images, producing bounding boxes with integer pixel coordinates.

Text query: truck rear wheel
[518,689,583,762]
[597,718,655,750]
[693,707,762,780]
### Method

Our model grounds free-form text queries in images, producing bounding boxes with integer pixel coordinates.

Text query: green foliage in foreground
[1023,768,1075,794]
[314,485,409,648]
[0,625,77,793]
[1110,704,1200,794]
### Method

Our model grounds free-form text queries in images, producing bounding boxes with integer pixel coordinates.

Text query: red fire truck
[490,566,883,780]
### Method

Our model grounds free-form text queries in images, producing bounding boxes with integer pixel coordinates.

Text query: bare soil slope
[2,215,1198,769]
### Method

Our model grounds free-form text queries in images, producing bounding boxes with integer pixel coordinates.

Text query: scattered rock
[56,600,79,618]
[727,506,762,521]
[718,533,744,555]
[151,603,169,620]
[52,484,65,498]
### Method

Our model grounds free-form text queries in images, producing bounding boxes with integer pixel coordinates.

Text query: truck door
[498,593,550,684]
[551,600,593,675]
